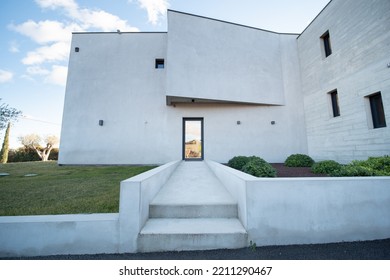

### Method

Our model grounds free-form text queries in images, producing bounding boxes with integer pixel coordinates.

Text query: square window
[368,92,387,128]
[329,89,340,117]
[321,31,332,57]
[155,58,164,69]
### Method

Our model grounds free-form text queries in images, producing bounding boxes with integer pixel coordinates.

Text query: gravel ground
[271,163,328,177]
[4,238,390,260]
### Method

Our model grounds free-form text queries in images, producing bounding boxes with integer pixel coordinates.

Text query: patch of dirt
[271,163,328,177]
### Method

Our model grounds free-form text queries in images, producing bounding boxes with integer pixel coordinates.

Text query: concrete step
[149,203,238,218]
[138,218,248,252]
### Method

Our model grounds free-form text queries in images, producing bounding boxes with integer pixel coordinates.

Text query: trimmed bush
[330,165,377,177]
[227,156,251,170]
[284,154,314,167]
[351,156,390,175]
[311,160,341,174]
[241,157,276,177]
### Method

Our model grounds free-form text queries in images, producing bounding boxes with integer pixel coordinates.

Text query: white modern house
[59,0,390,165]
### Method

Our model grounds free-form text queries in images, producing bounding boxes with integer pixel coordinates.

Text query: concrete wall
[209,161,390,246]
[167,11,285,105]
[0,161,180,257]
[119,160,180,253]
[59,32,169,164]
[59,15,308,165]
[297,0,390,163]
[0,214,119,257]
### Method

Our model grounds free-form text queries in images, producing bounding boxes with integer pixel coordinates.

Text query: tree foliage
[0,99,22,130]
[0,122,11,163]
[19,134,59,161]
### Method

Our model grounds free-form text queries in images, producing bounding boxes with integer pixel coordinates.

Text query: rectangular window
[321,31,332,57]
[329,90,340,117]
[369,92,387,128]
[155,58,164,69]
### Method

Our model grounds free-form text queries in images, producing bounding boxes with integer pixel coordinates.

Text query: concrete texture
[298,0,390,162]
[151,161,235,205]
[138,161,248,252]
[209,160,390,247]
[0,214,119,257]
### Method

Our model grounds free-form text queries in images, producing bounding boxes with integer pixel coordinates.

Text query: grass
[0,161,156,216]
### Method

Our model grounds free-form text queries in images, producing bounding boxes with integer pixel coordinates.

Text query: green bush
[311,160,341,174]
[227,156,251,170]
[350,156,390,175]
[241,157,276,177]
[330,165,377,177]
[8,147,41,162]
[284,154,314,167]
[7,147,59,162]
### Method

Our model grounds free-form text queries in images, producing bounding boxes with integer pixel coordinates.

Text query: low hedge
[311,160,342,174]
[227,156,251,171]
[284,154,314,167]
[228,156,276,177]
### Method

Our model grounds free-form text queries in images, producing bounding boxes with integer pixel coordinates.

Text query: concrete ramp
[138,161,248,252]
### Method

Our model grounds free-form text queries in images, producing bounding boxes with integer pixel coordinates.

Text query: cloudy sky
[0,0,329,148]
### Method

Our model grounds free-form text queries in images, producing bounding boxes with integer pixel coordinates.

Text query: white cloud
[11,0,140,87]
[77,9,139,32]
[45,65,68,86]
[0,70,14,83]
[26,66,50,76]
[9,41,20,53]
[22,41,70,65]
[9,20,79,45]
[136,0,169,25]
[35,0,78,11]
[34,0,138,32]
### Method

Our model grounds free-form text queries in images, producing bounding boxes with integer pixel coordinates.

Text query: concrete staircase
[138,161,247,252]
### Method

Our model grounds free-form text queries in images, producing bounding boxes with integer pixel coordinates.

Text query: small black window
[321,31,332,57]
[329,90,340,117]
[75,47,79,52]
[369,92,387,128]
[155,59,164,69]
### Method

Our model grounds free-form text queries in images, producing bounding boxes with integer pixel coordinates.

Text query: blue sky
[0,0,329,148]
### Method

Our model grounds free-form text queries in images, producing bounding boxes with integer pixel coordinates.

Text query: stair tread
[140,218,246,234]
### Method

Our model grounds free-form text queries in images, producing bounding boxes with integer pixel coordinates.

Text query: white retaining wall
[0,160,180,257]
[207,161,390,246]
[0,214,119,257]
[1,160,389,257]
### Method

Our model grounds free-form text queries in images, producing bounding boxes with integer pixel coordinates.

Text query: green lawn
[0,161,156,216]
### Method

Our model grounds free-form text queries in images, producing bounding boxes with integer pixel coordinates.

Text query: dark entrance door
[183,118,204,160]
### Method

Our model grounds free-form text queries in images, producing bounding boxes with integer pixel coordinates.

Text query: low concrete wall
[0,160,181,257]
[119,160,181,253]
[207,160,390,246]
[0,214,119,257]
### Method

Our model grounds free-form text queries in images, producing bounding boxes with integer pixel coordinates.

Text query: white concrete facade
[298,0,390,163]
[59,0,389,165]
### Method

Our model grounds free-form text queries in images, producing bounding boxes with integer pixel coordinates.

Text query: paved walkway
[151,161,235,205]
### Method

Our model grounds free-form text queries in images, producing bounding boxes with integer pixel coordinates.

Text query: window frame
[321,31,332,58]
[329,89,340,117]
[155,58,165,69]
[368,92,387,129]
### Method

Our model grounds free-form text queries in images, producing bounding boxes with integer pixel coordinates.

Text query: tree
[0,99,22,131]
[0,122,11,163]
[19,134,59,161]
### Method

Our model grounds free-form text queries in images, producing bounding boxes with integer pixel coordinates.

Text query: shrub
[284,154,314,167]
[351,156,390,175]
[227,156,251,171]
[242,157,276,177]
[330,165,377,177]
[311,160,341,174]
[8,147,40,162]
